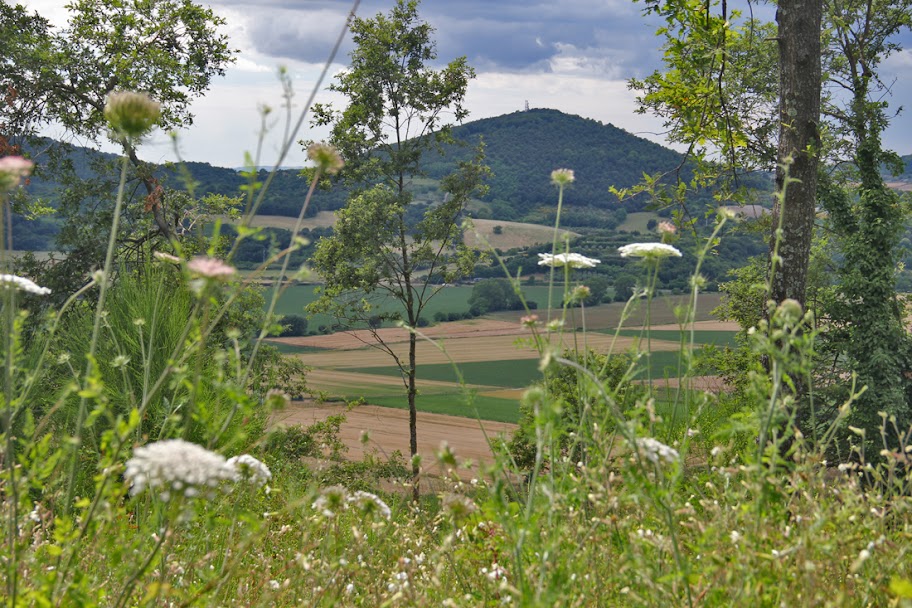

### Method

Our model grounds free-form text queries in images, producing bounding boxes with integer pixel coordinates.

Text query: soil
[272,401,517,479]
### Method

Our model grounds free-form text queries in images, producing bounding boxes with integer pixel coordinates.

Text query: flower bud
[550,168,575,186]
[104,91,161,137]
[307,143,344,175]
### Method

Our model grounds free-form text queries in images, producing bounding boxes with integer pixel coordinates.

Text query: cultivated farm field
[276,292,733,425]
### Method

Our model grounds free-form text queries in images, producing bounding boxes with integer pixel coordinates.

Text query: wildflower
[618,243,682,259]
[124,439,237,501]
[264,389,290,411]
[0,156,34,191]
[633,436,680,466]
[227,454,272,487]
[154,251,180,264]
[520,314,539,328]
[307,142,345,175]
[730,530,742,545]
[441,492,477,520]
[0,274,51,296]
[187,256,236,280]
[537,252,600,269]
[569,284,591,303]
[346,490,391,520]
[657,221,676,235]
[774,298,803,326]
[551,168,575,186]
[312,485,348,518]
[104,91,161,137]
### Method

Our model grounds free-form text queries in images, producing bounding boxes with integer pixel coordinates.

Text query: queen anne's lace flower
[125,439,238,501]
[618,243,683,259]
[634,436,680,465]
[227,454,272,487]
[312,485,348,518]
[346,490,392,520]
[311,486,391,520]
[0,274,51,296]
[187,256,236,279]
[537,252,601,269]
[550,168,575,186]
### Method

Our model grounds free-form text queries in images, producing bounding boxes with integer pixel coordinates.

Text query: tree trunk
[769,0,822,307]
[408,331,419,502]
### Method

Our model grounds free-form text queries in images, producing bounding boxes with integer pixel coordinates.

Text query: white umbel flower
[634,436,680,466]
[618,243,683,259]
[227,454,272,487]
[537,252,601,268]
[125,439,238,501]
[0,274,51,296]
[346,490,391,520]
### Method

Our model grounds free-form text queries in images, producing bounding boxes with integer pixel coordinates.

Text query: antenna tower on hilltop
[524,100,530,111]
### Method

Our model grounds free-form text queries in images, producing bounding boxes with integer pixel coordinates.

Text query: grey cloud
[213,0,663,74]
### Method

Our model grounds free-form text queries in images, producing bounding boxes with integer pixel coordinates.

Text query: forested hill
[20,109,690,224]
[424,108,687,217]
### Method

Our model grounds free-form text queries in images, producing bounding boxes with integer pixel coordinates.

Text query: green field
[352,349,691,386]
[366,393,522,423]
[271,284,559,330]
[617,211,661,233]
[609,328,737,347]
[354,358,542,388]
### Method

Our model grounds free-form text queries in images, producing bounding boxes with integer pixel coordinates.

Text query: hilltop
[424,108,688,217]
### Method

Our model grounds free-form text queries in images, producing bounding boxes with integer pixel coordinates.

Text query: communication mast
[524,100,530,111]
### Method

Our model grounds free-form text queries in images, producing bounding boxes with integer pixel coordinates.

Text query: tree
[614,274,637,302]
[468,278,522,315]
[1,0,235,294]
[815,0,912,453]
[633,0,912,454]
[307,0,488,498]
[768,0,822,307]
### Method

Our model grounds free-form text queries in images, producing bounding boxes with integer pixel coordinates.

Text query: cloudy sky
[19,0,912,168]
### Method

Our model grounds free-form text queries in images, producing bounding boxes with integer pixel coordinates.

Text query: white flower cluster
[0,274,51,296]
[634,436,680,466]
[227,454,272,487]
[537,252,601,269]
[311,485,391,520]
[618,243,683,259]
[125,439,239,501]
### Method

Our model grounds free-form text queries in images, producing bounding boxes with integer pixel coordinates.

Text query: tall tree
[0,0,234,293]
[633,0,822,307]
[817,0,912,453]
[308,0,487,498]
[768,0,822,307]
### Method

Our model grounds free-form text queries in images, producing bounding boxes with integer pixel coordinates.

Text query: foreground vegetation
[3,0,912,605]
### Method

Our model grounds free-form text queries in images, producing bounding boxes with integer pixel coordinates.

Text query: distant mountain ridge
[19,109,692,226]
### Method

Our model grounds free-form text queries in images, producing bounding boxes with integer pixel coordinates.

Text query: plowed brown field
[273,401,516,478]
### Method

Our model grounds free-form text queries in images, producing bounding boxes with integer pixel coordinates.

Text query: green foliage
[509,350,640,470]
[2,0,235,295]
[467,278,523,315]
[278,314,308,337]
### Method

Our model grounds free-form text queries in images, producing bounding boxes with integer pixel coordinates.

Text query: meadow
[5,1,912,603]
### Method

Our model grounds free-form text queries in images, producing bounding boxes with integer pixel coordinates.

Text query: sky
[18,0,912,168]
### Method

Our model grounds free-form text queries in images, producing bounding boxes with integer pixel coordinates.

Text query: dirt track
[272,401,516,478]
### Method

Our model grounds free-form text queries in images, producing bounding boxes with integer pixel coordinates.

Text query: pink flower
[520,314,540,328]
[0,156,34,191]
[657,221,676,235]
[187,256,236,280]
